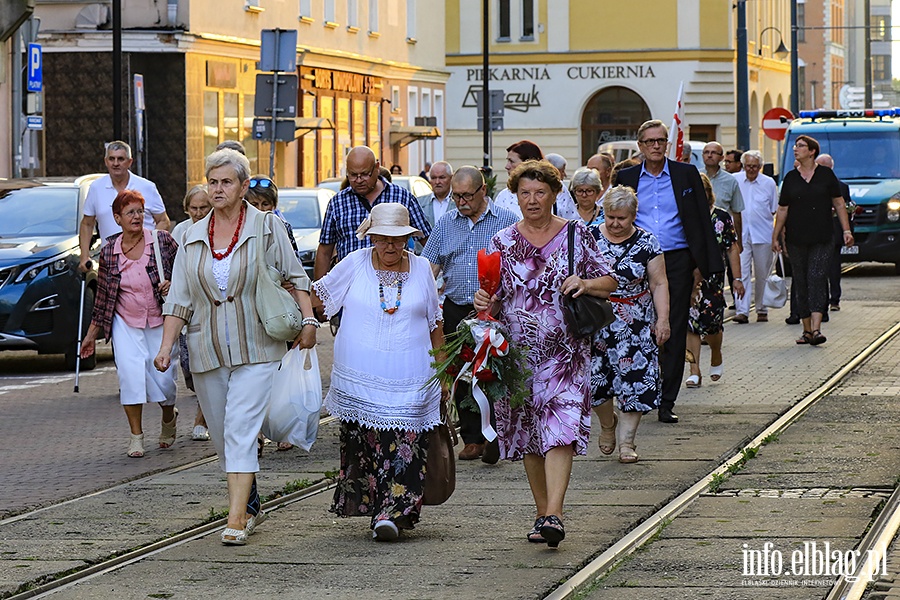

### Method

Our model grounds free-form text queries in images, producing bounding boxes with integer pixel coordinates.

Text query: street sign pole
[267,29,280,178]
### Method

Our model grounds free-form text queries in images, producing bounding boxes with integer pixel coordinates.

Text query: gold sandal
[598,413,617,455]
[159,408,178,449]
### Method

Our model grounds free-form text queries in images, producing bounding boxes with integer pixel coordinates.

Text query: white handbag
[254,213,304,341]
[762,253,788,309]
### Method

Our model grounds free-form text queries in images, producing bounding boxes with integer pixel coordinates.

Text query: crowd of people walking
[76,119,856,551]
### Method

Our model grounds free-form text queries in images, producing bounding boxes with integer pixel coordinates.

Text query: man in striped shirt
[423,166,518,463]
[314,146,431,280]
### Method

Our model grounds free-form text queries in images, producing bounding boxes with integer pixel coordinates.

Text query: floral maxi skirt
[330,420,429,530]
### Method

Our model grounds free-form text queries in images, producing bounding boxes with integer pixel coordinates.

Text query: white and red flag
[667,81,685,161]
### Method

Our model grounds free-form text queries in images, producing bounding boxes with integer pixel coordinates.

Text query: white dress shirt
[734,171,778,244]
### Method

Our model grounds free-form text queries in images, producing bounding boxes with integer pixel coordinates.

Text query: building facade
[16,0,447,218]
[445,0,793,177]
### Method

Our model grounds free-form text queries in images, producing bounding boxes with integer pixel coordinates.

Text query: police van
[781,109,900,268]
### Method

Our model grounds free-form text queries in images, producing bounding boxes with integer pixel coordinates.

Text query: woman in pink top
[81,190,179,458]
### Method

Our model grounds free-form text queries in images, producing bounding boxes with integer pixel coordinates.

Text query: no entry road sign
[763,107,794,141]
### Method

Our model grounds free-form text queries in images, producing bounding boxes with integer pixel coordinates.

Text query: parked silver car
[276,187,336,280]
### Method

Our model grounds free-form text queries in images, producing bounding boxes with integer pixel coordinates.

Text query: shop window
[871,14,891,42]
[353,99,366,148]
[579,86,651,165]
[242,95,259,169]
[797,1,805,43]
[204,91,219,158]
[433,91,444,161]
[368,101,381,161]
[498,0,510,41]
[319,96,335,181]
[301,95,317,186]
[873,55,891,83]
[336,98,351,177]
[224,93,239,142]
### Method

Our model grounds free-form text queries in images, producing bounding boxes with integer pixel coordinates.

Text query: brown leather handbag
[423,400,458,506]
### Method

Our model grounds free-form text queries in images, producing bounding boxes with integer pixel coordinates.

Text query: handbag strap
[152,229,167,283]
[255,211,269,275]
[775,252,785,276]
[567,221,576,278]
[611,229,640,271]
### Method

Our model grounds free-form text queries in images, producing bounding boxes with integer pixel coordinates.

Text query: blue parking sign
[27,44,42,92]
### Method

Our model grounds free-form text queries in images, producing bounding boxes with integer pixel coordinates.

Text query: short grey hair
[569,167,602,193]
[451,165,484,188]
[545,153,567,171]
[105,140,132,159]
[637,119,668,140]
[602,185,639,217]
[205,149,251,182]
[741,150,763,166]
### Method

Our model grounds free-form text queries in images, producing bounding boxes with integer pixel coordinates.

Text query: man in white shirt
[416,161,453,228]
[545,153,578,220]
[78,141,169,271]
[733,150,778,323]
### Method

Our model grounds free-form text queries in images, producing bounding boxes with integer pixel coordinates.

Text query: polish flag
[667,81,685,161]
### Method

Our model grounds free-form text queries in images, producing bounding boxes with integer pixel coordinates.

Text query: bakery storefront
[297,66,385,187]
[444,61,733,167]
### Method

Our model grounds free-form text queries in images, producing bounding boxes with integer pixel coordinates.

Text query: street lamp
[759,26,790,60]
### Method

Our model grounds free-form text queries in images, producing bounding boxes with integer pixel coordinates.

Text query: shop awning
[389,125,441,148]
[294,117,334,139]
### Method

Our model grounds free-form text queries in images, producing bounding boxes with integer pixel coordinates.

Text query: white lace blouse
[312,248,442,432]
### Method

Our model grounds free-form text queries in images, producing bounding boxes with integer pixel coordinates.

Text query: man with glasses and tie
[79,140,170,271]
[615,120,724,424]
[423,166,517,462]
[314,146,431,281]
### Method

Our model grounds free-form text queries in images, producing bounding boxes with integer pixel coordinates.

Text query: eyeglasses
[794,142,808,148]
[573,188,598,196]
[639,138,668,147]
[348,166,377,181]
[451,185,483,203]
[744,164,761,170]
[249,178,274,189]
[371,238,407,248]
[121,209,145,218]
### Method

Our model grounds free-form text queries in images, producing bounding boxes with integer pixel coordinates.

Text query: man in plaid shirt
[314,146,431,281]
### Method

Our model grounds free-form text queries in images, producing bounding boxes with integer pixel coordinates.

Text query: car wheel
[65,287,96,371]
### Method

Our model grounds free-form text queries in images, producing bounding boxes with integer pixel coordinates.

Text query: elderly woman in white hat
[312,203,444,542]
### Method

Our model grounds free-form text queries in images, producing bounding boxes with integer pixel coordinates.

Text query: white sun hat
[355,203,423,240]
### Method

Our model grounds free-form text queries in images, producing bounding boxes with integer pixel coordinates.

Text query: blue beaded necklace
[379,280,402,314]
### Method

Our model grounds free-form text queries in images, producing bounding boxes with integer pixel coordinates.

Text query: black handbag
[561,222,616,339]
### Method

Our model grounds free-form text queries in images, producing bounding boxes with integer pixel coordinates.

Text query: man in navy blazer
[615,120,724,423]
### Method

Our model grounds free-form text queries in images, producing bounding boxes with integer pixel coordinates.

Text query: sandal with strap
[796,331,813,345]
[809,330,827,346]
[527,516,547,543]
[710,363,723,382]
[685,374,702,388]
[540,515,566,548]
[159,408,178,449]
[221,527,248,546]
[619,442,639,464]
[127,433,144,458]
[598,413,618,455]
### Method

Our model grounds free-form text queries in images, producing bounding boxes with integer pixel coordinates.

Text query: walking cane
[74,261,91,393]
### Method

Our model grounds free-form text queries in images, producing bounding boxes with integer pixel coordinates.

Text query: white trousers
[111,314,177,406]
[736,242,775,316]
[192,362,279,473]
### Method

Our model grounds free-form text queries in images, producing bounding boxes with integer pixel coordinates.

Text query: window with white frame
[434,91,444,161]
[325,0,336,22]
[391,85,401,113]
[408,87,420,172]
[406,0,416,40]
[368,0,379,33]
[299,0,311,18]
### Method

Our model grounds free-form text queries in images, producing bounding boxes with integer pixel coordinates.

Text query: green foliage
[484,173,498,199]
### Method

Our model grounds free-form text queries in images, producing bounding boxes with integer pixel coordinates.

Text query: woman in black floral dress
[685,174,745,387]
[589,186,670,464]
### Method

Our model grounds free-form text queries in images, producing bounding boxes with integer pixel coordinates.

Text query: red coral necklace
[208,206,245,260]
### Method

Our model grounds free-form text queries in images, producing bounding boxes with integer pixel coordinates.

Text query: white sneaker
[191,425,210,441]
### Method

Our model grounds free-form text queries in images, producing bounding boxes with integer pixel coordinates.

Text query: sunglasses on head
[249,178,274,189]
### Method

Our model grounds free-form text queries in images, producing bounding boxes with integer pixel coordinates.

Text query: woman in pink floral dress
[475,161,615,548]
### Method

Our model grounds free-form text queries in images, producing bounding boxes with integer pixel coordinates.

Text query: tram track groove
[544,320,900,600]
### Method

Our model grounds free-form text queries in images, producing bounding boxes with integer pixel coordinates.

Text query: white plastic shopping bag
[262,347,323,451]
